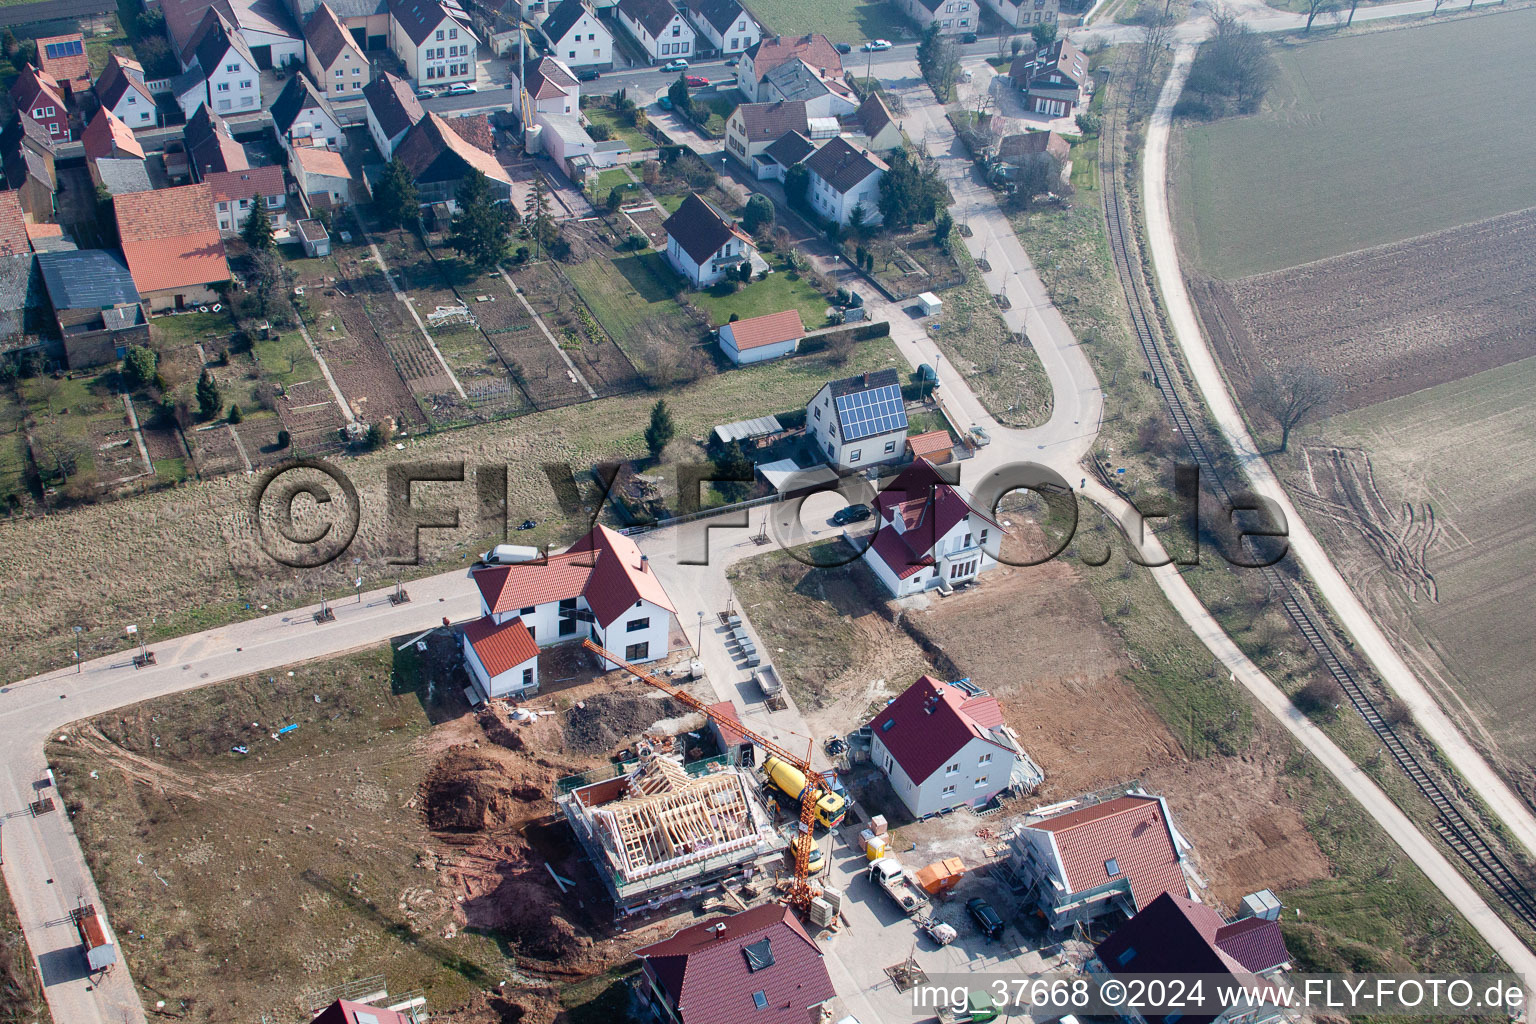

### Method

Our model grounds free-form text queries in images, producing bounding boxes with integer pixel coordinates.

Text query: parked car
[967,897,1004,940]
[782,825,826,875]
[834,41,852,53]
[862,38,892,51]
[684,74,710,87]
[415,86,436,99]
[831,504,872,526]
[960,31,978,43]
[726,56,739,66]
[446,82,476,94]
[662,58,689,71]
[577,68,601,82]
[916,362,941,387]
[658,95,673,110]
[969,425,992,447]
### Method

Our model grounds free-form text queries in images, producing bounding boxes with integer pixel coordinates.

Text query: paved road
[1137,28,1536,864]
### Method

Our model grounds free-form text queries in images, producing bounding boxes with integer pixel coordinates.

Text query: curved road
[1137,24,1536,861]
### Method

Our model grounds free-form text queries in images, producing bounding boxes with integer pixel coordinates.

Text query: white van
[481,544,540,565]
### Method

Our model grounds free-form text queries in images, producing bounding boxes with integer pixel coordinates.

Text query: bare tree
[1249,364,1338,451]
[1302,0,1343,30]
[1346,0,1361,24]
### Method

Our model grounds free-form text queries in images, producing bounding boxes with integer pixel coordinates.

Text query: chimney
[714,923,728,938]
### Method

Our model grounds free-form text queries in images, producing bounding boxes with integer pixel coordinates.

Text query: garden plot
[276,380,348,454]
[561,251,709,389]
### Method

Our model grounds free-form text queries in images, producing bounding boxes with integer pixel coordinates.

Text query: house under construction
[561,754,783,914]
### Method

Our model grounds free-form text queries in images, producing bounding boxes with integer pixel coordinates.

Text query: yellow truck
[762,756,847,828]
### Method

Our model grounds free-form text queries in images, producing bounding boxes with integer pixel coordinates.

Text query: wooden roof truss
[589,757,764,880]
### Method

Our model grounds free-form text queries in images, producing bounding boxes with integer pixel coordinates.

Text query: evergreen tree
[242,198,274,251]
[375,157,420,229]
[644,399,675,457]
[1029,21,1058,47]
[668,75,694,121]
[714,441,754,502]
[448,170,510,271]
[196,370,222,420]
[122,345,158,389]
[742,194,774,234]
[227,403,243,424]
[878,149,946,230]
[784,164,811,212]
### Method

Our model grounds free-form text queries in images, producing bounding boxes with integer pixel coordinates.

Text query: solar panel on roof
[834,384,907,441]
[45,39,84,58]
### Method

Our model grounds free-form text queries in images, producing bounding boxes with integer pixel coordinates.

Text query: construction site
[560,754,785,913]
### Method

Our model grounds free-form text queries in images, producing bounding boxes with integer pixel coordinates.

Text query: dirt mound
[477,706,527,751]
[563,691,683,754]
[423,747,551,832]
[469,876,586,959]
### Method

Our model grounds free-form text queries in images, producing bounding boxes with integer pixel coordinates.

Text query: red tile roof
[114,183,230,295]
[722,309,804,349]
[707,700,748,748]
[1214,916,1291,974]
[869,676,1012,785]
[448,113,494,155]
[868,458,998,578]
[294,147,351,179]
[635,904,834,1024]
[462,614,539,677]
[10,64,66,115]
[472,525,675,627]
[36,34,91,88]
[0,192,29,257]
[1030,795,1187,911]
[746,34,841,83]
[905,430,952,459]
[82,109,146,161]
[204,165,286,204]
[311,999,417,1024]
[25,222,63,242]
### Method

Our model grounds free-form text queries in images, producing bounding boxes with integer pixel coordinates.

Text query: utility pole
[519,0,528,148]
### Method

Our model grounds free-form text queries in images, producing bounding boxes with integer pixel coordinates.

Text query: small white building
[461,614,541,699]
[539,0,613,70]
[682,0,760,55]
[804,137,886,227]
[94,54,155,130]
[661,192,755,289]
[863,457,1002,596]
[918,291,943,316]
[364,72,426,157]
[718,309,804,365]
[289,146,353,210]
[297,217,331,256]
[896,0,977,35]
[724,99,807,170]
[514,55,580,116]
[806,367,907,471]
[271,72,343,152]
[471,524,677,671]
[388,0,478,86]
[616,0,695,63]
[175,11,262,120]
[869,675,1039,818]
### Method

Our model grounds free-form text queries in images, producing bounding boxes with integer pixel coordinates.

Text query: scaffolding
[562,755,782,912]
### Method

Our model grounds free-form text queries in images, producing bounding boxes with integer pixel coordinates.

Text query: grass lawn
[564,251,700,356]
[0,427,28,508]
[1171,8,1536,278]
[590,166,639,207]
[250,331,320,387]
[582,106,652,153]
[688,256,832,329]
[931,242,1052,428]
[149,310,234,347]
[655,193,686,214]
[744,0,915,42]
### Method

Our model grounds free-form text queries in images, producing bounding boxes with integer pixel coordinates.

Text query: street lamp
[72,625,82,673]
[697,610,705,652]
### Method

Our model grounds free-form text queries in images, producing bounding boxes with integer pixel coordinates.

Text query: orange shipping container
[915,857,967,894]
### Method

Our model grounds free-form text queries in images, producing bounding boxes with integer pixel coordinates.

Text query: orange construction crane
[581,639,825,911]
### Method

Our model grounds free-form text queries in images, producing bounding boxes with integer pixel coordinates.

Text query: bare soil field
[728,543,1330,914]
[1279,355,1536,797]
[46,640,708,1023]
[0,880,50,1024]
[1193,207,1536,411]
[295,255,432,432]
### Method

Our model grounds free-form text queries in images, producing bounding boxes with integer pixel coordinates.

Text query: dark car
[834,41,852,53]
[831,504,872,526]
[960,31,978,43]
[967,897,1004,940]
[577,68,601,82]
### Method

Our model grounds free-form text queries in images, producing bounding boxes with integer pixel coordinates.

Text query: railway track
[1095,81,1536,933]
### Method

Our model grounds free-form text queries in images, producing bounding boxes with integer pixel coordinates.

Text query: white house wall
[591,599,672,666]
[366,105,410,157]
[108,90,155,128]
[720,333,796,365]
[619,9,694,61]
[689,10,759,54]
[548,12,612,68]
